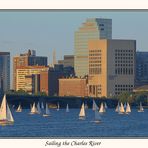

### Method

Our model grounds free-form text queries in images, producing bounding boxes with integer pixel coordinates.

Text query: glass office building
[74,18,112,77]
[0,52,10,93]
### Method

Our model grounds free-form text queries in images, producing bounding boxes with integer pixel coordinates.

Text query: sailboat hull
[43,114,50,117]
[118,112,125,114]
[16,109,22,113]
[29,112,38,115]
[94,120,101,124]
[79,116,85,120]
[138,110,144,112]
[0,119,14,125]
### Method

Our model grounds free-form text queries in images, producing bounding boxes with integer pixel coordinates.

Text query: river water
[0,108,147,137]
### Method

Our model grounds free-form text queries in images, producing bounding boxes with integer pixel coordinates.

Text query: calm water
[0,108,148,137]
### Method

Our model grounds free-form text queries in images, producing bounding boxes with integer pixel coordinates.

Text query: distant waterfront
[2,94,117,109]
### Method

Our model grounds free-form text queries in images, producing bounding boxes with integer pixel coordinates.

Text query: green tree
[117,92,133,103]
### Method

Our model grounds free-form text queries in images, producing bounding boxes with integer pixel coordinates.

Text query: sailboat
[125,102,131,114]
[104,102,108,109]
[0,94,14,124]
[99,102,105,113]
[92,100,98,111]
[66,104,69,112]
[30,102,38,114]
[138,102,144,112]
[94,110,101,123]
[118,102,125,114]
[41,102,44,109]
[85,103,88,109]
[57,102,60,111]
[79,103,85,119]
[43,103,50,117]
[115,102,120,112]
[16,104,22,112]
[37,102,41,114]
[124,102,127,110]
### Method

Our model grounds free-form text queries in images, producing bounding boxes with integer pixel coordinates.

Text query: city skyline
[0,11,148,88]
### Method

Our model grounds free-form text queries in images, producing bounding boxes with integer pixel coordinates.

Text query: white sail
[124,102,127,109]
[43,103,50,117]
[16,104,22,112]
[92,100,96,110]
[104,102,108,109]
[115,102,120,112]
[6,104,14,122]
[45,103,50,115]
[125,102,131,113]
[0,94,14,123]
[57,102,60,111]
[99,103,105,113]
[79,103,85,118]
[95,110,101,122]
[139,102,144,112]
[119,102,125,113]
[0,94,7,120]
[92,100,98,111]
[37,102,41,114]
[41,102,44,109]
[66,104,69,112]
[85,103,88,109]
[31,102,37,113]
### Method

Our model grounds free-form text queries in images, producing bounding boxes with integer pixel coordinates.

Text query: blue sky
[0,11,148,62]
[0,11,148,87]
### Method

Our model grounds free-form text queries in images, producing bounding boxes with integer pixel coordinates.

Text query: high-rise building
[13,49,47,90]
[88,39,136,97]
[16,66,48,91]
[40,68,63,96]
[58,55,74,67]
[52,49,57,65]
[0,52,10,93]
[136,51,148,86]
[74,18,112,77]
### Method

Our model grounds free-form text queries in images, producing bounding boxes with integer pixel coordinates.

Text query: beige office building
[16,66,48,91]
[88,39,136,97]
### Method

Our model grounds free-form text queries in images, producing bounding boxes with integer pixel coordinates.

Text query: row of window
[115,84,133,87]
[89,57,101,60]
[115,64,133,67]
[89,61,101,64]
[115,49,133,53]
[89,64,101,66]
[115,68,133,75]
[115,60,133,64]
[115,57,133,60]
[115,53,133,56]
[89,68,101,74]
[90,50,101,52]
